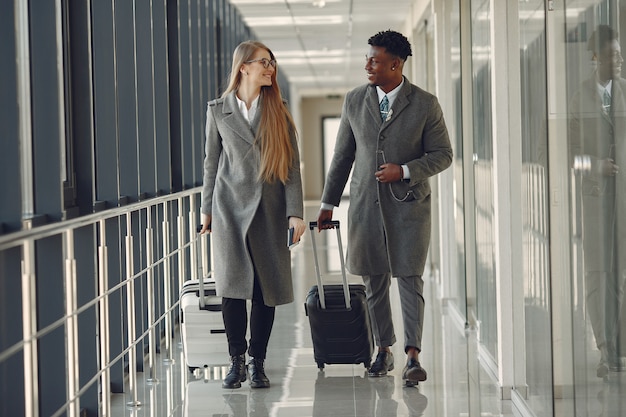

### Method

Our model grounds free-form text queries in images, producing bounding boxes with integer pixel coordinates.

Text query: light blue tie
[603,89,611,114]
[380,95,389,121]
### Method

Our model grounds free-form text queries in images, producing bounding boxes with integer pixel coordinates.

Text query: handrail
[0,187,207,417]
[0,187,201,251]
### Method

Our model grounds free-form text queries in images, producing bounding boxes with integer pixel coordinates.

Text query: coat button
[379,135,385,141]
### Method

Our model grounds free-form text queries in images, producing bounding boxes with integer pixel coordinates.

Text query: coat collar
[221,92,259,145]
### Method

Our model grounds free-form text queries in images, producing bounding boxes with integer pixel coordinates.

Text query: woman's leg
[221,297,248,389]
[248,276,275,359]
[221,297,248,356]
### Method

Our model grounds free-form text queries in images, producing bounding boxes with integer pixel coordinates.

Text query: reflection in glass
[471,0,498,362]
[565,7,626,415]
[518,1,554,415]
[448,0,467,321]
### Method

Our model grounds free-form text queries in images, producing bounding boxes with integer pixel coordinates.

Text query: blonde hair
[222,41,297,184]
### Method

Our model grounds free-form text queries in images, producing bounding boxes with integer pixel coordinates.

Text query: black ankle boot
[248,357,270,388]
[222,354,247,389]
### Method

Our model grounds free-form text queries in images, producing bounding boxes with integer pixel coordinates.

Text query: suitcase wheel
[364,361,371,369]
[316,362,325,370]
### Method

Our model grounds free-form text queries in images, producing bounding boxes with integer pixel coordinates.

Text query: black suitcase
[304,220,374,370]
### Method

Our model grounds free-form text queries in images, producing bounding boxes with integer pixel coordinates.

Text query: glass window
[564,1,626,415]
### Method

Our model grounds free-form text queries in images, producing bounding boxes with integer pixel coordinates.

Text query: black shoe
[222,354,247,389]
[368,351,394,377]
[402,358,427,387]
[248,357,270,388]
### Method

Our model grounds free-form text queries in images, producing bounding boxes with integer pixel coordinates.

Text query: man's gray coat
[569,76,626,276]
[201,92,304,306]
[321,78,453,277]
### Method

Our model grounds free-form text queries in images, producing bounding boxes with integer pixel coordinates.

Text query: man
[568,24,626,378]
[316,30,452,386]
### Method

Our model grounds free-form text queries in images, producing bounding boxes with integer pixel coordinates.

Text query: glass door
[470,0,498,368]
[562,1,626,415]
[516,1,554,415]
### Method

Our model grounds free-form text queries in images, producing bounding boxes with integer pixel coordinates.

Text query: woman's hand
[199,213,212,234]
[288,216,306,244]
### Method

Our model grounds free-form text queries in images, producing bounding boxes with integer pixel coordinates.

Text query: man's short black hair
[587,24,618,54]
[368,30,413,60]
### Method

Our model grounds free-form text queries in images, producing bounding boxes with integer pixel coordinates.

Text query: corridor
[109,202,513,417]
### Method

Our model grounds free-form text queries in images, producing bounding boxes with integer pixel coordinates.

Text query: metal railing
[0,188,206,417]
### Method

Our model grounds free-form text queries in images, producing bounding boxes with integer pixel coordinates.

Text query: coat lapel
[221,92,257,145]
[366,86,382,126]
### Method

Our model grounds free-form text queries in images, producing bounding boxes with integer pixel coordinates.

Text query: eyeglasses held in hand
[245,58,277,68]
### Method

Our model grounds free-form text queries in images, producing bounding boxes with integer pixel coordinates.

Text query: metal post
[162,202,173,363]
[97,219,111,416]
[21,237,39,417]
[63,230,80,417]
[125,213,141,407]
[15,0,34,216]
[177,197,186,290]
[145,207,158,383]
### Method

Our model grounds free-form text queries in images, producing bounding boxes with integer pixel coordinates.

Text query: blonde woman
[200,41,305,389]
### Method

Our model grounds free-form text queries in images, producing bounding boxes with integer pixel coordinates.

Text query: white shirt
[596,80,612,115]
[236,94,259,124]
[596,79,613,99]
[376,80,403,110]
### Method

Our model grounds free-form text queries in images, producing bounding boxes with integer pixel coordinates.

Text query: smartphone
[287,227,299,250]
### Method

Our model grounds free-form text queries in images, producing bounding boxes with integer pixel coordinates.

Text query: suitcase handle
[198,229,214,309]
[308,221,351,310]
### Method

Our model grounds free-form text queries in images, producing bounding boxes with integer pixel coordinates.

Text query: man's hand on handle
[316,209,334,231]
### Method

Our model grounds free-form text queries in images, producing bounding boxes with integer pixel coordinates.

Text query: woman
[200,41,306,389]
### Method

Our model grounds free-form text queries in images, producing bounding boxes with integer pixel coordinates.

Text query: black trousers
[221,275,275,359]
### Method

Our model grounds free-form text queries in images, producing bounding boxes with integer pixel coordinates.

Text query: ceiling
[229,0,416,97]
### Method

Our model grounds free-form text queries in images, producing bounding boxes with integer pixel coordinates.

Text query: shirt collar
[235,94,260,124]
[596,78,613,97]
[376,79,404,107]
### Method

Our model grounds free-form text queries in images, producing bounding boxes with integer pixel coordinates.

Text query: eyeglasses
[245,58,277,68]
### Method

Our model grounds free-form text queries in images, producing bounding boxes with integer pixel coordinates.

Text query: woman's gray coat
[321,78,452,277]
[201,92,304,306]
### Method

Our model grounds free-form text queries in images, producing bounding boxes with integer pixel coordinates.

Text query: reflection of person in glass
[569,24,625,378]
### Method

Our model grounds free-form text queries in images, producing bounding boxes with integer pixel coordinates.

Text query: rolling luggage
[304,220,374,370]
[179,232,228,371]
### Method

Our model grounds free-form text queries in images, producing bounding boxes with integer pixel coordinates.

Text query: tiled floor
[110,202,514,417]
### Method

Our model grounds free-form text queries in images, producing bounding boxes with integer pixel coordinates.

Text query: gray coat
[321,78,453,277]
[201,92,304,306]
[569,76,626,276]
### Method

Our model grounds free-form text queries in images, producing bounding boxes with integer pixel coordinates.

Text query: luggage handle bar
[197,225,214,310]
[309,221,351,310]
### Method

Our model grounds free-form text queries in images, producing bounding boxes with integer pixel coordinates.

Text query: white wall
[298,95,344,200]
